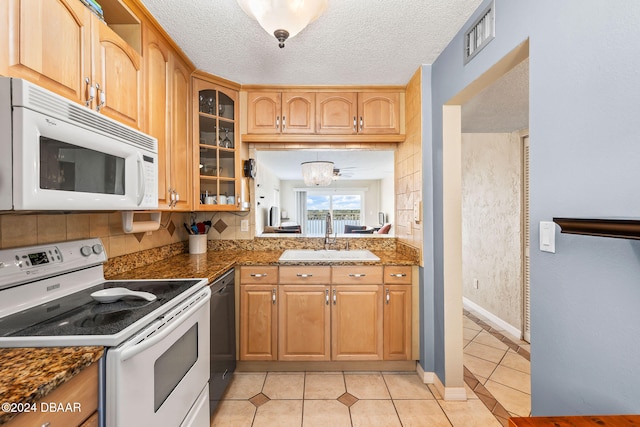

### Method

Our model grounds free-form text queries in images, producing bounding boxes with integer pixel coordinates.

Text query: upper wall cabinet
[143,23,193,211]
[193,76,242,211]
[0,0,142,129]
[247,91,315,134]
[316,92,401,135]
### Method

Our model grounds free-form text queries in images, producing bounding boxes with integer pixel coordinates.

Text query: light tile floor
[211,310,531,427]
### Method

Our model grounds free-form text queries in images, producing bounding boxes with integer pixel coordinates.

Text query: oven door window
[39,137,125,194]
[154,324,198,412]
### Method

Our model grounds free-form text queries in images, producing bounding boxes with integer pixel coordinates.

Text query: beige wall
[461,131,523,329]
[396,68,423,256]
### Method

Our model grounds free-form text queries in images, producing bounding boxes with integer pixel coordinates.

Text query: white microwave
[0,77,158,211]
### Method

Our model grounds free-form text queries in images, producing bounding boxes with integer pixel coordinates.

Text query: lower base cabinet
[278,285,331,361]
[239,265,412,362]
[4,362,98,427]
[332,284,383,360]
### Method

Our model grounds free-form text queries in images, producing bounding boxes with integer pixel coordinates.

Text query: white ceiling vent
[464,2,495,64]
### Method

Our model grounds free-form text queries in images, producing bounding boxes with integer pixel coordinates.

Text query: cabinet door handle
[282,115,286,129]
[276,115,280,129]
[96,83,105,111]
[85,77,94,107]
[332,289,337,305]
[386,288,390,305]
[390,273,407,277]
[359,116,363,132]
[250,273,268,277]
[349,273,366,278]
[325,289,329,305]
[272,288,277,305]
[353,116,357,131]
[296,273,313,278]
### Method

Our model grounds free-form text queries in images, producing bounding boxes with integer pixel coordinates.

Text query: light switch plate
[241,220,249,232]
[539,221,556,253]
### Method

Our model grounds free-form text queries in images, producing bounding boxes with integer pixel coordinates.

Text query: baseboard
[417,364,467,401]
[416,362,435,383]
[463,297,521,340]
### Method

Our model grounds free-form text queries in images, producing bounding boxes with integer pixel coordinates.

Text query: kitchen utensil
[196,222,206,234]
[91,287,157,303]
[184,223,194,234]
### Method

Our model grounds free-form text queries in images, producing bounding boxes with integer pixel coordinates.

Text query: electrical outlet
[473,278,479,289]
[241,220,249,232]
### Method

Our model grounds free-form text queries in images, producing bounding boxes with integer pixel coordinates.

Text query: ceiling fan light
[301,161,334,186]
[237,0,328,47]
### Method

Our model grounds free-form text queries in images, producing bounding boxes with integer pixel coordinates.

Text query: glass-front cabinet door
[193,78,239,210]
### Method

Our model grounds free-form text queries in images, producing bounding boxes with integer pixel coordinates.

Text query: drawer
[384,266,412,284]
[331,266,383,284]
[240,266,279,284]
[279,266,331,284]
[4,362,98,427]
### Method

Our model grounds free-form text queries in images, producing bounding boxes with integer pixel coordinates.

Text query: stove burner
[75,310,132,328]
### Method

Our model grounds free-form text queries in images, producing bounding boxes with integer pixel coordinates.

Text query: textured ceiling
[256,149,394,181]
[139,0,483,85]
[462,58,529,133]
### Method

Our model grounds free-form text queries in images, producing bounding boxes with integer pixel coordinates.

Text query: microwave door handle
[136,153,145,206]
[118,290,210,362]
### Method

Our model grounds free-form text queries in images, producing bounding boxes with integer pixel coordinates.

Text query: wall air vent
[464,2,495,64]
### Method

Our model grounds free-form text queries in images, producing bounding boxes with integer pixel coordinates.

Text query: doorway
[440,40,530,391]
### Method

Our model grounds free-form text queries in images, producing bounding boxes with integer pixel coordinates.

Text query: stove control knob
[92,244,104,255]
[80,246,92,257]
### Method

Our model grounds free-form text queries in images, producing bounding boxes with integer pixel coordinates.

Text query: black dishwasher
[208,268,236,415]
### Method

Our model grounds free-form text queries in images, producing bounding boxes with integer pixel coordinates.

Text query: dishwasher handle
[119,288,211,362]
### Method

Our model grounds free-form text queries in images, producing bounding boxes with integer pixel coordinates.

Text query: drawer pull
[390,273,407,277]
[296,273,313,278]
[250,273,268,278]
[325,289,329,305]
[349,273,366,278]
[272,288,276,304]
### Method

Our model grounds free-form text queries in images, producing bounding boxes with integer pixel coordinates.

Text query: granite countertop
[107,249,417,281]
[0,346,104,425]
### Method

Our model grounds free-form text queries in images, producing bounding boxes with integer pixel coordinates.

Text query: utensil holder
[188,234,207,254]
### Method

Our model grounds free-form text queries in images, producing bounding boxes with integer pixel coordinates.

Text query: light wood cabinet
[316,91,400,135]
[383,266,412,360]
[193,76,242,211]
[278,285,331,361]
[239,265,413,362]
[239,266,278,361]
[0,0,92,105]
[143,25,192,210]
[383,285,412,360]
[331,284,384,360]
[247,91,315,134]
[93,17,141,129]
[277,266,332,361]
[1,0,142,128]
[4,362,99,427]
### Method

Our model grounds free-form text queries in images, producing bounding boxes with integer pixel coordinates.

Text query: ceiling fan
[332,167,356,180]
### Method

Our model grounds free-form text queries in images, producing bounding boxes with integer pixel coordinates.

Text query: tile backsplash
[0,212,191,257]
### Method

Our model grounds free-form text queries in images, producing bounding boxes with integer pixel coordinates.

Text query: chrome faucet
[324,212,336,249]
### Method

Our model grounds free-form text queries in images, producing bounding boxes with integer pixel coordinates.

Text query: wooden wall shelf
[553,218,640,240]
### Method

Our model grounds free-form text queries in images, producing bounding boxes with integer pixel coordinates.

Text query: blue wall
[424,0,640,415]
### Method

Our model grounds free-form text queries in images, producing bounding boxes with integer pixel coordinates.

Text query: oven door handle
[119,289,211,362]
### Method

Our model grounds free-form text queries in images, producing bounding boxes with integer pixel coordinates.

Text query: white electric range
[0,238,211,427]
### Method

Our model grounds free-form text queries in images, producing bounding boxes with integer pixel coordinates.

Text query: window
[304,192,363,235]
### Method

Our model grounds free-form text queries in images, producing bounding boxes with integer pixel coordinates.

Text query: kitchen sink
[278,249,380,262]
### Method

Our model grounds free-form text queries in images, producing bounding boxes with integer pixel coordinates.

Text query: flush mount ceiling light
[236,0,328,48]
[301,160,334,186]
